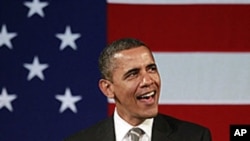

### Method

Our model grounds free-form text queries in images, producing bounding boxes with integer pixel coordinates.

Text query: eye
[124,69,139,80]
[127,70,138,78]
[147,64,158,73]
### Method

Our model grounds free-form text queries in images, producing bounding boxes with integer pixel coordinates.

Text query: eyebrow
[122,63,157,80]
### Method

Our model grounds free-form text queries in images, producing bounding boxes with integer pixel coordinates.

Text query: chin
[143,108,158,118]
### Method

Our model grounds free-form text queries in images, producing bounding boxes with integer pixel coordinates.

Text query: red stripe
[108,103,250,141]
[108,4,250,52]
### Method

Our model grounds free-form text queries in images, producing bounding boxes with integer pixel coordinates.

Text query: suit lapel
[151,114,174,141]
[97,116,116,141]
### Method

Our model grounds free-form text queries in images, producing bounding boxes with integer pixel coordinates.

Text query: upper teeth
[141,91,155,98]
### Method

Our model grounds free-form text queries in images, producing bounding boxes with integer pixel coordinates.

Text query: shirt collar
[114,108,154,141]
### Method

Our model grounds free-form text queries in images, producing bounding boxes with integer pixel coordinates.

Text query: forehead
[113,46,155,68]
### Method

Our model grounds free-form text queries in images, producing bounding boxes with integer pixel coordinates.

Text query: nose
[140,73,153,88]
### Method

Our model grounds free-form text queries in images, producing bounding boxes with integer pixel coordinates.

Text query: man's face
[110,46,161,125]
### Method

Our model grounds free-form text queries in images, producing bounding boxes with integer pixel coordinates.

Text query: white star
[55,88,82,113]
[0,24,17,49]
[24,0,49,18]
[23,56,49,81]
[55,26,81,50]
[0,87,17,112]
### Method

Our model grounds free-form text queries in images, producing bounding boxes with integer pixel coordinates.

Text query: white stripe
[155,52,250,104]
[107,0,250,4]
[108,53,250,104]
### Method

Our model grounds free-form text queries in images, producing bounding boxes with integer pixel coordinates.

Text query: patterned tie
[128,127,145,141]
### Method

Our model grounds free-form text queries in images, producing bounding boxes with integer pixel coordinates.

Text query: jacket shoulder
[155,114,212,141]
[64,117,114,141]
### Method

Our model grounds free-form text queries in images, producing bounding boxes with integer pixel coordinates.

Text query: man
[65,38,212,141]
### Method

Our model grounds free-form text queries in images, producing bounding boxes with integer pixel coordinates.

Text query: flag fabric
[0,0,107,141]
[1,0,250,141]
[107,0,250,141]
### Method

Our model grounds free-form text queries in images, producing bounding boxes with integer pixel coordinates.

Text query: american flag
[2,0,250,141]
[0,0,107,140]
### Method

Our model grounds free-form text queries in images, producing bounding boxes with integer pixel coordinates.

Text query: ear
[99,79,114,99]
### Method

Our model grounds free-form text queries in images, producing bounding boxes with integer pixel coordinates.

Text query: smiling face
[99,46,161,126]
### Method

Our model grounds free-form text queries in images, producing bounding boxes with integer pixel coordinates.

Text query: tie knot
[128,127,145,141]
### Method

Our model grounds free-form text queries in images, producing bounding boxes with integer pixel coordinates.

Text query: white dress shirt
[114,108,154,141]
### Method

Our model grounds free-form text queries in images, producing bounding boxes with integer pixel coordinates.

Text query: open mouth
[136,91,156,100]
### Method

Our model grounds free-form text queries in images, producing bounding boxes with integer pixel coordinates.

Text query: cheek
[152,74,161,85]
[114,81,139,99]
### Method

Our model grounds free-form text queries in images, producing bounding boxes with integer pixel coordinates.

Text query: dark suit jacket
[64,114,212,141]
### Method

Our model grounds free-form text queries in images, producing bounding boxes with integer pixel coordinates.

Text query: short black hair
[98,38,147,80]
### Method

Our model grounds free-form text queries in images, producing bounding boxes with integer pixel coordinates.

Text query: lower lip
[138,95,156,105]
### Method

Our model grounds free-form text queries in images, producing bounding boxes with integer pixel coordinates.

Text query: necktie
[128,127,145,141]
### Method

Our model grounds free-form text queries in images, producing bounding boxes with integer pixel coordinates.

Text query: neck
[116,108,145,126]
